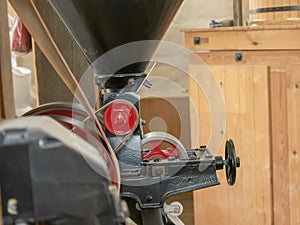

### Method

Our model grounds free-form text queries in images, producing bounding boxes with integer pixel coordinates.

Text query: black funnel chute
[49,0,183,74]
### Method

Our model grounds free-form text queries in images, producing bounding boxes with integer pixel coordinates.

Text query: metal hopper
[49,0,183,73]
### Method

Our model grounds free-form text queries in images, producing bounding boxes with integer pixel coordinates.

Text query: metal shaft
[233,0,243,26]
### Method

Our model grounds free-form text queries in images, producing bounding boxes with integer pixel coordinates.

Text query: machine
[0,1,240,225]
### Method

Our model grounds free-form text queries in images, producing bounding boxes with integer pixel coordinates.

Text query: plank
[268,65,300,225]
[192,65,272,225]
[286,66,300,225]
[188,69,201,147]
[183,26,300,51]
[290,0,299,18]
[269,65,291,225]
[252,66,272,225]
[192,50,300,66]
[0,187,2,225]
[274,0,284,20]
[188,65,226,148]
[0,0,16,119]
[249,19,300,26]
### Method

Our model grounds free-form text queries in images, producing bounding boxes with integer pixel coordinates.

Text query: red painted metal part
[142,140,184,160]
[104,101,138,136]
[24,103,118,185]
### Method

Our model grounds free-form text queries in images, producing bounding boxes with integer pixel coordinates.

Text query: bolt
[154,168,164,176]
[7,198,18,215]
[235,53,243,62]
[128,78,135,85]
[141,119,147,125]
[199,146,206,151]
[146,195,153,202]
[168,157,176,161]
[189,154,197,160]
[194,37,200,45]
[236,157,241,167]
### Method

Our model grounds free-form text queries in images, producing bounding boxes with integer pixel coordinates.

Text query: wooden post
[0,187,3,225]
[233,0,243,26]
[0,0,16,119]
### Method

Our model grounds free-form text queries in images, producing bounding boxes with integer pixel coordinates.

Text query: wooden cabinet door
[189,65,272,225]
[269,65,300,225]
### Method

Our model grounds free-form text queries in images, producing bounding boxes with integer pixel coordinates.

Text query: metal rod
[233,0,243,26]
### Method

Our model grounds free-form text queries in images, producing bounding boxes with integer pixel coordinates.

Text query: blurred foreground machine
[0,1,240,225]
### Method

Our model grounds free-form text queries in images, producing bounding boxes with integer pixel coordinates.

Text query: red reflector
[104,100,138,135]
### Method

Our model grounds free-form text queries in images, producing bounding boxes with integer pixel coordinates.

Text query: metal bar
[233,0,243,26]
[249,5,300,14]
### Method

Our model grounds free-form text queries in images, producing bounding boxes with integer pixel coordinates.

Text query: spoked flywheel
[23,102,119,185]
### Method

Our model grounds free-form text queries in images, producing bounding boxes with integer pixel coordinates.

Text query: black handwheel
[225,139,240,186]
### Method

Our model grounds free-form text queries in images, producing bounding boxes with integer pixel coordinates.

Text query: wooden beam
[183,25,300,51]
[191,65,272,225]
[0,187,2,225]
[0,0,16,119]
[192,50,300,66]
[269,65,291,225]
[31,0,88,104]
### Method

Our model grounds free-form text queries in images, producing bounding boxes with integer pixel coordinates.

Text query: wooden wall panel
[287,66,300,225]
[270,65,300,225]
[140,96,191,147]
[140,96,194,225]
[190,65,272,225]
[183,26,300,51]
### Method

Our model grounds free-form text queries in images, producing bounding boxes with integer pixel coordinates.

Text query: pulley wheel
[225,139,240,186]
[141,132,188,160]
[23,102,119,185]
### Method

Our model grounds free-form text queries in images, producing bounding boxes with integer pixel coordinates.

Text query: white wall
[146,0,249,94]
[164,0,249,44]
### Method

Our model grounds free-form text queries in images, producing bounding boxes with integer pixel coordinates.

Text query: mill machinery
[0,1,240,225]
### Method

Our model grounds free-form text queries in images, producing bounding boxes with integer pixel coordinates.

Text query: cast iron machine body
[95,73,240,225]
[0,1,240,225]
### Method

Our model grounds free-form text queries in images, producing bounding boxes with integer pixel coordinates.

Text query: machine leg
[141,208,164,225]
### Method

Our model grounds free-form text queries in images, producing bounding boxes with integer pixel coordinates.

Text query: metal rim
[249,5,300,14]
[141,132,188,160]
[103,99,139,136]
[23,103,119,185]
